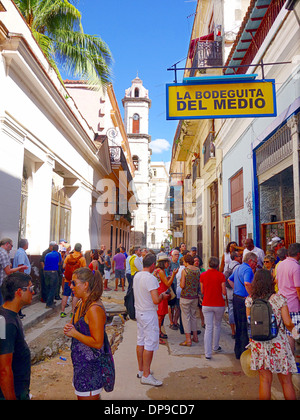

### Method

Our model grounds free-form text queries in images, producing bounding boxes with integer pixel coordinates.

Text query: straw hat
[157,253,169,262]
[240,349,258,378]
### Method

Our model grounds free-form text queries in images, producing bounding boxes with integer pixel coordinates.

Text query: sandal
[160,332,168,339]
[159,338,166,345]
[179,341,192,347]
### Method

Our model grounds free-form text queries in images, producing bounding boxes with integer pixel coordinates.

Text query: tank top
[180,267,200,299]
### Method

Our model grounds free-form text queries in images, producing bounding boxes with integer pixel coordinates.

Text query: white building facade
[147,162,170,250]
[217,0,300,249]
[0,0,111,263]
[122,76,152,246]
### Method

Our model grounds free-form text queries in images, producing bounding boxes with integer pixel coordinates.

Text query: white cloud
[150,138,171,154]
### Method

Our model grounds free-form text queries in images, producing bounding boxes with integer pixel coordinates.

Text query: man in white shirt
[133,252,170,387]
[242,238,265,268]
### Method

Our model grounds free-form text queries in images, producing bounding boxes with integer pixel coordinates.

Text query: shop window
[50,179,71,243]
[19,167,29,241]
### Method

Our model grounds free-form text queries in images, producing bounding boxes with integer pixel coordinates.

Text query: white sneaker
[140,374,163,387]
[137,370,153,378]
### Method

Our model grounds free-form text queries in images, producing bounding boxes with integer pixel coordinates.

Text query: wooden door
[238,225,247,247]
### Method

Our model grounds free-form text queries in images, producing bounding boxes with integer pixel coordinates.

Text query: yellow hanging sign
[166,79,276,120]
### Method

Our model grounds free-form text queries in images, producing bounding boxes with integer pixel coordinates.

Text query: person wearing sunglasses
[263,254,276,278]
[0,272,34,400]
[0,238,28,306]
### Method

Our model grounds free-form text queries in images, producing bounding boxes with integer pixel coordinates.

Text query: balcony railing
[256,123,292,176]
[190,41,223,77]
[109,146,133,183]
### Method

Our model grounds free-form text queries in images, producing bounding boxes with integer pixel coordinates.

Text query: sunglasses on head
[22,285,34,293]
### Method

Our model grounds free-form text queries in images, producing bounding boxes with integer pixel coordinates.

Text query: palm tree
[15,0,112,88]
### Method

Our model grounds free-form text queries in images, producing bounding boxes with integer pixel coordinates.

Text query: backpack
[124,282,136,320]
[250,294,278,341]
[100,329,115,392]
[64,254,82,281]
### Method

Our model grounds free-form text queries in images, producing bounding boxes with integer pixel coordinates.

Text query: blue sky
[74,0,197,165]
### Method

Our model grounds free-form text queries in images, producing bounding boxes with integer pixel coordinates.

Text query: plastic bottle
[247,315,251,338]
[270,314,277,338]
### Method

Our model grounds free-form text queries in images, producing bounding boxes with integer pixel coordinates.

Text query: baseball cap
[267,236,281,245]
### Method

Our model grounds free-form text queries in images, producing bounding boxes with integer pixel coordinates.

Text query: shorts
[63,281,73,297]
[115,269,125,279]
[136,310,159,352]
[104,269,111,280]
[286,311,300,337]
[73,383,102,397]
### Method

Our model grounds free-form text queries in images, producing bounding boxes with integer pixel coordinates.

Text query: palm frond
[14,0,112,88]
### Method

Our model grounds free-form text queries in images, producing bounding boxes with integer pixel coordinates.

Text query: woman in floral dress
[245,269,298,400]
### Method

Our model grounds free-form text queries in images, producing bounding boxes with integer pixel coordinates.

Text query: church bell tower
[122,76,152,246]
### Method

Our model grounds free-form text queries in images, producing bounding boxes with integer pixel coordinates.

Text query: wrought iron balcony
[190,40,223,77]
[109,146,133,183]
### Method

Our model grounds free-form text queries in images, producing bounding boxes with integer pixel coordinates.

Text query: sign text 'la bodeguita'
[166,80,276,120]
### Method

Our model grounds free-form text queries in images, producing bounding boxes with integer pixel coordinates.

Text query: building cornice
[0,34,105,166]
[127,133,152,143]
[122,96,152,108]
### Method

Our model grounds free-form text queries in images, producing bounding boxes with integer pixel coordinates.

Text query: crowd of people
[132,240,300,399]
[0,236,299,400]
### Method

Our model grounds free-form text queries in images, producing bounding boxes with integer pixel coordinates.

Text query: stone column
[27,154,54,254]
[69,180,93,251]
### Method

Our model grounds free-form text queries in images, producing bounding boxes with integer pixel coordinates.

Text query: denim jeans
[226,287,235,325]
[202,306,225,358]
[44,271,58,307]
[126,273,133,288]
[233,294,249,359]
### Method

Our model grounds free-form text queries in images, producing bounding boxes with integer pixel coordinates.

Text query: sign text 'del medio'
[166,80,276,120]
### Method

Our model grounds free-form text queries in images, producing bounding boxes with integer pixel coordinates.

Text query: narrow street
[24,280,300,401]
